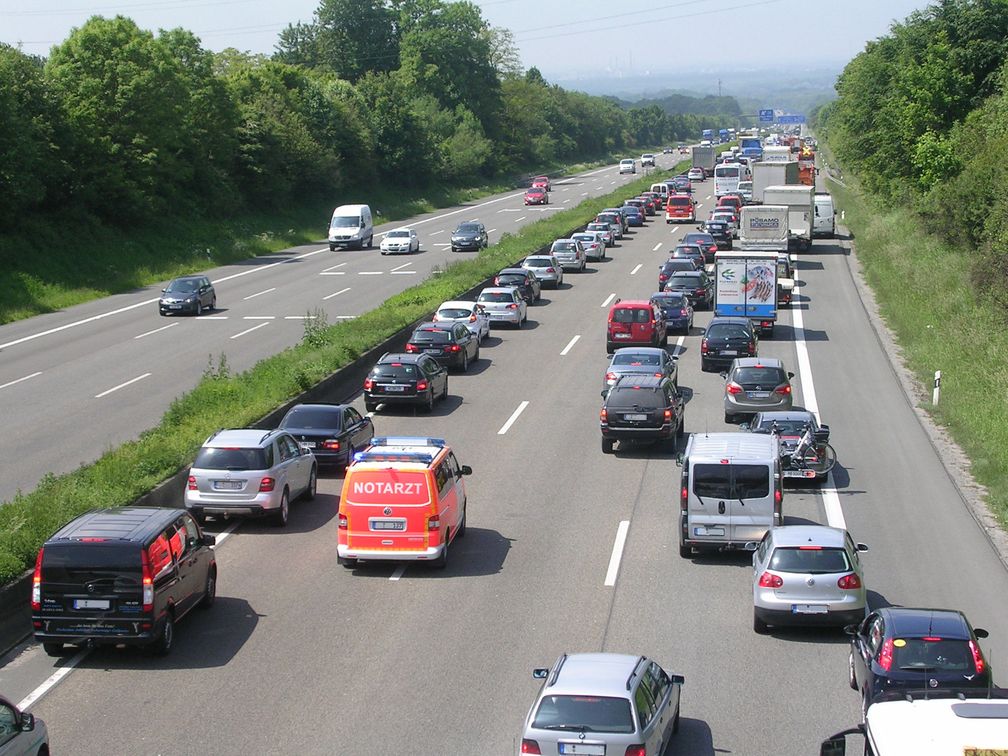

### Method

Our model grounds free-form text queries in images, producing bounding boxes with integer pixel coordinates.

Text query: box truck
[739,205,789,253]
[714,250,779,336]
[692,145,716,174]
[763,185,814,251]
[751,161,800,204]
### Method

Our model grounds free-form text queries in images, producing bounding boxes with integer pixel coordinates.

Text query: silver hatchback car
[521,255,564,289]
[722,357,794,423]
[750,525,869,633]
[521,653,684,756]
[184,428,317,527]
[603,347,678,392]
[550,239,587,273]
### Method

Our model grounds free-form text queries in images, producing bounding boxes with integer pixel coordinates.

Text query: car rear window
[532,695,634,734]
[373,364,419,380]
[607,386,665,408]
[612,307,651,324]
[496,274,525,286]
[754,419,808,434]
[769,547,851,574]
[572,235,594,244]
[733,367,786,384]
[552,242,575,252]
[194,446,270,471]
[523,259,550,268]
[889,639,978,674]
[693,463,769,498]
[706,323,751,340]
[280,407,342,429]
[411,329,450,344]
[42,542,140,583]
[437,308,472,319]
[479,292,513,303]
[613,353,661,366]
[669,197,691,207]
[684,234,714,246]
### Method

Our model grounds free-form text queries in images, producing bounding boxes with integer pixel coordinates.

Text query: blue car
[650,291,694,335]
[622,205,645,227]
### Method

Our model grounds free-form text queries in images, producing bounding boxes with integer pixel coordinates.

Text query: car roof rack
[626,656,647,690]
[548,653,568,687]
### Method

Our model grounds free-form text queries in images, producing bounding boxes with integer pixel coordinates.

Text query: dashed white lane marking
[488,229,497,234]
[95,372,151,398]
[231,322,269,339]
[359,271,383,276]
[516,216,526,223]
[322,263,347,272]
[604,520,631,587]
[284,316,318,320]
[243,315,274,320]
[672,335,685,357]
[213,519,242,547]
[581,192,589,196]
[390,262,412,272]
[391,271,417,275]
[630,264,643,275]
[320,271,346,275]
[243,287,276,300]
[601,293,616,308]
[323,288,351,301]
[706,195,712,200]
[653,243,663,252]
[198,315,228,320]
[17,647,90,710]
[389,566,406,582]
[560,335,581,356]
[497,400,529,435]
[0,371,42,390]
[135,323,178,339]
[430,229,444,235]
[562,199,570,204]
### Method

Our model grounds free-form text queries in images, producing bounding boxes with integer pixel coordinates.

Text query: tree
[314,0,400,80]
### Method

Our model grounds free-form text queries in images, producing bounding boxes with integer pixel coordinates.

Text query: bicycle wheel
[799,443,836,475]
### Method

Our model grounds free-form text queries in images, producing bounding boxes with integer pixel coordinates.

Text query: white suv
[619,159,637,174]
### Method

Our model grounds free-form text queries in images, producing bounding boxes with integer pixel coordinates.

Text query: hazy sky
[1,0,930,80]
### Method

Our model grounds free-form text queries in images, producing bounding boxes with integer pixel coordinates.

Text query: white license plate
[384,385,406,392]
[169,304,182,309]
[694,526,725,537]
[721,349,737,356]
[748,391,770,399]
[792,604,829,614]
[559,744,604,755]
[615,333,631,339]
[424,348,441,354]
[213,480,243,490]
[625,413,648,421]
[299,442,317,449]
[490,312,507,318]
[74,599,110,610]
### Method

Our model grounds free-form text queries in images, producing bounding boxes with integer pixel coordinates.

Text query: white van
[650,182,670,200]
[813,193,835,238]
[677,432,782,558]
[328,204,373,250]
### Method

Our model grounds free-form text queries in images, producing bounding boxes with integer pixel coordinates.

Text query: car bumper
[452,242,482,251]
[556,260,582,271]
[381,246,412,254]
[185,489,284,514]
[702,352,750,369]
[34,614,167,646]
[159,302,198,315]
[365,391,427,406]
[753,604,866,628]
[725,395,792,415]
[601,424,675,441]
[337,544,445,562]
[666,316,690,330]
[487,311,521,325]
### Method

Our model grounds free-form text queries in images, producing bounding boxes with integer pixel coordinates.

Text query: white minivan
[677,432,782,558]
[328,204,373,250]
[813,192,835,238]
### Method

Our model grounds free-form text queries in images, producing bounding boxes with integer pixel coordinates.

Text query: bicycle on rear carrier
[773,421,836,481]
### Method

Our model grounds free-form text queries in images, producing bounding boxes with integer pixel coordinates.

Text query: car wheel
[474,345,480,362]
[601,438,614,454]
[458,502,467,537]
[195,300,203,316]
[432,530,449,569]
[209,297,216,311]
[679,538,692,559]
[424,390,435,413]
[606,343,614,355]
[43,643,64,657]
[753,610,769,635]
[442,378,449,400]
[671,701,680,734]
[724,412,736,424]
[848,652,858,690]
[151,613,174,656]
[337,555,356,569]
[700,359,710,372]
[329,244,336,251]
[364,400,377,413]
[275,490,289,528]
[861,691,870,723]
[200,567,216,609]
[366,234,373,249]
[305,465,317,500]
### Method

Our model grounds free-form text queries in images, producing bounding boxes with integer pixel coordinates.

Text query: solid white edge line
[213,519,242,548]
[243,287,276,300]
[600,293,616,308]
[560,335,581,356]
[230,322,269,339]
[0,371,43,390]
[389,566,406,582]
[604,520,631,587]
[94,372,151,398]
[323,288,351,301]
[17,647,90,711]
[497,400,529,435]
[134,323,178,339]
[630,264,642,276]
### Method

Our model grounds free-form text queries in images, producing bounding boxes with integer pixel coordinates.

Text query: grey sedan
[603,347,678,392]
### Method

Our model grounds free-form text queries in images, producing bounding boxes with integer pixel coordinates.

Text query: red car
[606,299,668,353]
[665,193,696,223]
[718,194,744,214]
[531,175,551,192]
[524,187,549,205]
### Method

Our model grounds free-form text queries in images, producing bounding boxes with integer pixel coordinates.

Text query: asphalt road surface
[2,168,1007,755]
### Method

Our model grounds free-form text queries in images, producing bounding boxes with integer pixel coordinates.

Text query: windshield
[532,695,634,734]
[607,386,665,409]
[706,323,750,339]
[280,407,341,429]
[373,364,419,379]
[669,275,703,287]
[330,215,359,229]
[386,230,409,238]
[769,547,851,574]
[733,367,786,384]
[166,279,199,293]
[456,224,480,234]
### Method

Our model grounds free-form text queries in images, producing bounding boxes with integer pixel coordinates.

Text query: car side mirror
[740,422,750,430]
[161,288,167,293]
[719,371,728,380]
[19,713,34,732]
[787,371,795,378]
[669,674,685,685]
[601,389,609,398]
[460,465,473,476]
[532,668,549,679]
[975,628,989,639]
[201,534,216,547]
[856,543,869,552]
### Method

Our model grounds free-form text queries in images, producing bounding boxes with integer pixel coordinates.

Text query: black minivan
[32,507,216,657]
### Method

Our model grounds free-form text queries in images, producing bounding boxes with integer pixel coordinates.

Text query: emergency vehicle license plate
[792,604,829,614]
[370,518,407,531]
[559,744,604,755]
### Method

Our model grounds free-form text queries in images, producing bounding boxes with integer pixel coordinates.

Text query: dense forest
[814,0,1008,307]
[0,0,729,234]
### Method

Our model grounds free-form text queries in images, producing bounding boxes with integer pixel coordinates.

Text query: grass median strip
[0,163,686,586]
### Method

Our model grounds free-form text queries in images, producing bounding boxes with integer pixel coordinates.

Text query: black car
[847,607,992,715]
[159,275,216,316]
[702,219,733,250]
[277,403,375,468]
[600,374,685,454]
[700,317,757,371]
[664,271,714,310]
[669,244,705,271]
[364,353,449,413]
[658,259,699,291]
[682,232,719,264]
[451,221,488,252]
[406,322,479,371]
[494,268,541,304]
[32,507,216,657]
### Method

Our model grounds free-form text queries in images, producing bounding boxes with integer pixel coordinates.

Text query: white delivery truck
[739,205,789,253]
[692,145,716,175]
[762,185,814,251]
[714,249,779,336]
[761,145,793,163]
[751,161,800,204]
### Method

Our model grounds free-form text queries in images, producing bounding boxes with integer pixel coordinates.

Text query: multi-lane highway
[2,167,1007,754]
[0,156,671,504]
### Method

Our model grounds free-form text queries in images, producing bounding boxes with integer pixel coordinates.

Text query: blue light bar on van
[369,437,446,448]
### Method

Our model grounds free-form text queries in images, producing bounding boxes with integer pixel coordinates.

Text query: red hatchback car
[665,194,696,223]
[531,175,551,192]
[525,187,549,205]
[606,299,668,353]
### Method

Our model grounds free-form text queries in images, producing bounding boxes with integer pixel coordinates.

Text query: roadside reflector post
[841,210,846,221]
[933,370,941,406]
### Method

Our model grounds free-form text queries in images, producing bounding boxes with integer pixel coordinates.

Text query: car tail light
[726,382,744,395]
[625,747,646,756]
[878,638,895,671]
[701,337,709,354]
[416,380,428,391]
[758,572,783,588]
[493,277,501,285]
[659,273,668,282]
[664,408,672,421]
[322,440,340,450]
[520,740,542,755]
[405,343,419,353]
[469,314,477,323]
[546,267,555,273]
[259,477,275,492]
[31,548,43,611]
[363,378,374,391]
[338,513,347,529]
[747,341,756,355]
[600,407,608,422]
[709,245,717,253]
[681,486,688,511]
[427,514,440,531]
[774,384,792,396]
[447,344,461,352]
[694,288,705,296]
[140,549,154,611]
[837,573,862,590]
[681,308,690,316]
[507,303,519,310]
[605,372,617,382]
[774,489,782,504]
[187,475,197,491]
[970,639,986,674]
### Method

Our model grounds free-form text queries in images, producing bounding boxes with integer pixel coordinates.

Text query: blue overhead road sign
[778,114,806,124]
[759,109,774,123]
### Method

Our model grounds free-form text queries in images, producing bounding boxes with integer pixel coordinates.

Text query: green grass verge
[0,163,687,586]
[821,144,1008,530]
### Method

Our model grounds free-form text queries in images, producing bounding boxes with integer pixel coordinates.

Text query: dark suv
[701,317,758,372]
[600,375,685,454]
[451,221,488,252]
[32,507,217,657]
[494,268,541,304]
[405,322,479,371]
[664,270,714,310]
[364,352,448,413]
